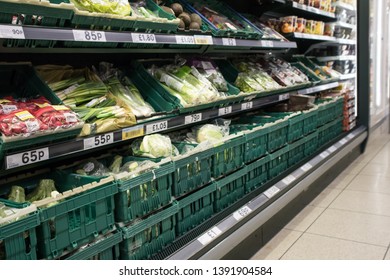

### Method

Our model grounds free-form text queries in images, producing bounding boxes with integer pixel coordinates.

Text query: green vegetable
[196,124,225,143]
[132,134,175,158]
[109,155,123,173]
[7,186,26,203]
[26,179,57,203]
[70,0,131,16]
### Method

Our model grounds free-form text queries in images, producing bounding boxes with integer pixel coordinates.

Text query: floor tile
[370,146,390,165]
[385,250,390,260]
[327,173,356,189]
[338,161,367,175]
[329,190,390,217]
[359,163,390,177]
[250,229,302,260]
[346,174,390,195]
[284,206,325,232]
[304,188,343,208]
[307,208,390,246]
[281,233,387,260]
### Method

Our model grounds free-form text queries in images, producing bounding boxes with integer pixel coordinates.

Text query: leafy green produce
[71,0,131,16]
[109,155,123,173]
[195,124,225,143]
[26,179,57,203]
[131,134,178,158]
[7,186,25,203]
[76,159,109,176]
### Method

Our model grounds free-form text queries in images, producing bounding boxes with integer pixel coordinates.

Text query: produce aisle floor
[251,120,390,260]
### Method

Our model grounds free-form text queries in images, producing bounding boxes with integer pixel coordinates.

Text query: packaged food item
[324,23,335,36]
[0,109,48,137]
[314,21,324,35]
[280,16,297,33]
[296,18,306,33]
[33,105,82,130]
[305,20,315,34]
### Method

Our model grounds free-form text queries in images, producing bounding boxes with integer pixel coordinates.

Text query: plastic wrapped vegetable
[188,58,229,92]
[195,124,226,143]
[7,186,26,203]
[70,0,131,16]
[109,155,123,173]
[0,110,49,137]
[26,179,58,203]
[75,159,110,176]
[131,134,178,158]
[32,105,82,130]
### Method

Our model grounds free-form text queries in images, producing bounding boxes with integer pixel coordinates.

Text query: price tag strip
[282,175,296,186]
[320,151,330,159]
[84,133,114,150]
[328,145,337,153]
[185,113,202,125]
[222,38,236,46]
[194,35,213,45]
[73,30,106,42]
[339,138,348,145]
[6,148,49,169]
[197,227,222,246]
[145,120,168,134]
[131,33,157,44]
[241,102,253,111]
[264,186,280,199]
[301,163,313,172]
[175,35,195,45]
[0,25,25,39]
[218,106,232,116]
[233,206,252,221]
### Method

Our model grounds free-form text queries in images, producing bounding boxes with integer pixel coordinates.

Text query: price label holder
[185,113,202,125]
[282,175,296,186]
[0,25,25,39]
[175,35,195,45]
[73,30,106,42]
[84,133,114,150]
[145,120,168,134]
[233,206,252,221]
[261,41,274,48]
[197,227,222,246]
[194,35,213,45]
[6,148,49,169]
[279,93,290,101]
[131,33,157,44]
[328,145,337,153]
[218,106,232,116]
[264,186,280,199]
[241,102,253,111]
[347,134,354,139]
[320,151,330,159]
[122,126,144,140]
[301,163,313,172]
[222,38,236,46]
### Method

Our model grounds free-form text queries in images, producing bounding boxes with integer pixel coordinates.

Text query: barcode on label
[194,35,213,45]
[233,206,252,221]
[301,163,313,172]
[218,106,232,116]
[264,186,280,199]
[197,227,222,246]
[122,126,144,140]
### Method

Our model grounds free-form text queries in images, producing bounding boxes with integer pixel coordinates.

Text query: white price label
[347,134,354,139]
[328,146,337,153]
[145,120,168,134]
[185,113,202,124]
[194,35,213,45]
[339,139,347,145]
[233,206,252,221]
[73,30,106,42]
[301,163,313,172]
[218,106,232,116]
[131,33,156,44]
[25,120,40,133]
[222,38,236,46]
[241,102,253,110]
[1,104,17,114]
[64,113,78,123]
[197,227,222,246]
[261,41,274,48]
[320,151,330,158]
[279,94,290,101]
[175,35,195,45]
[264,186,280,199]
[282,175,296,185]
[6,148,49,169]
[0,25,25,39]
[84,133,114,150]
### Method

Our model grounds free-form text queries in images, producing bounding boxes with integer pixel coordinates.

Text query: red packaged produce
[33,105,81,129]
[0,109,48,137]
[23,96,52,112]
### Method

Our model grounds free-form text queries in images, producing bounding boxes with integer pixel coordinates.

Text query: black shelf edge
[297,81,339,94]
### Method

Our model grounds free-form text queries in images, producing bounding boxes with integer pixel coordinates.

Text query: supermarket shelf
[167,125,367,260]
[297,81,339,95]
[332,1,357,13]
[290,1,336,19]
[317,55,356,62]
[288,33,336,42]
[2,92,291,172]
[0,24,297,51]
[335,38,357,45]
[339,73,357,80]
[334,21,356,29]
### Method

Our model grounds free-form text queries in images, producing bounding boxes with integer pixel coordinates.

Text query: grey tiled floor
[251,121,390,260]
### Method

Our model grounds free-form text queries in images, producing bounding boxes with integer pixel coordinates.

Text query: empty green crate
[245,155,271,193]
[304,131,319,157]
[212,134,246,179]
[318,118,343,148]
[288,137,306,167]
[302,108,318,135]
[172,143,214,197]
[334,98,344,117]
[114,157,174,224]
[267,112,305,143]
[317,100,336,127]
[176,183,216,236]
[214,167,247,212]
[267,120,289,152]
[119,203,178,260]
[65,230,122,260]
[268,145,289,179]
[242,126,268,163]
[0,201,39,260]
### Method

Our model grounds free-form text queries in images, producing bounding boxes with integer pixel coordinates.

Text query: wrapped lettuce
[71,0,131,16]
[131,134,179,158]
[7,186,26,203]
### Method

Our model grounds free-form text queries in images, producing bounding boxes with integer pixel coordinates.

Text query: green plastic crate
[119,203,178,260]
[245,155,271,193]
[0,63,81,160]
[242,125,269,163]
[0,0,73,48]
[304,131,319,157]
[334,98,344,117]
[0,200,39,260]
[268,145,289,179]
[182,0,262,39]
[265,119,289,152]
[302,107,318,135]
[65,230,122,260]
[316,99,341,127]
[317,118,343,147]
[214,167,247,212]
[211,134,246,179]
[291,62,322,85]
[176,183,216,236]
[288,137,306,167]
[114,157,174,224]
[0,169,117,259]
[172,143,214,197]
[267,112,305,143]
